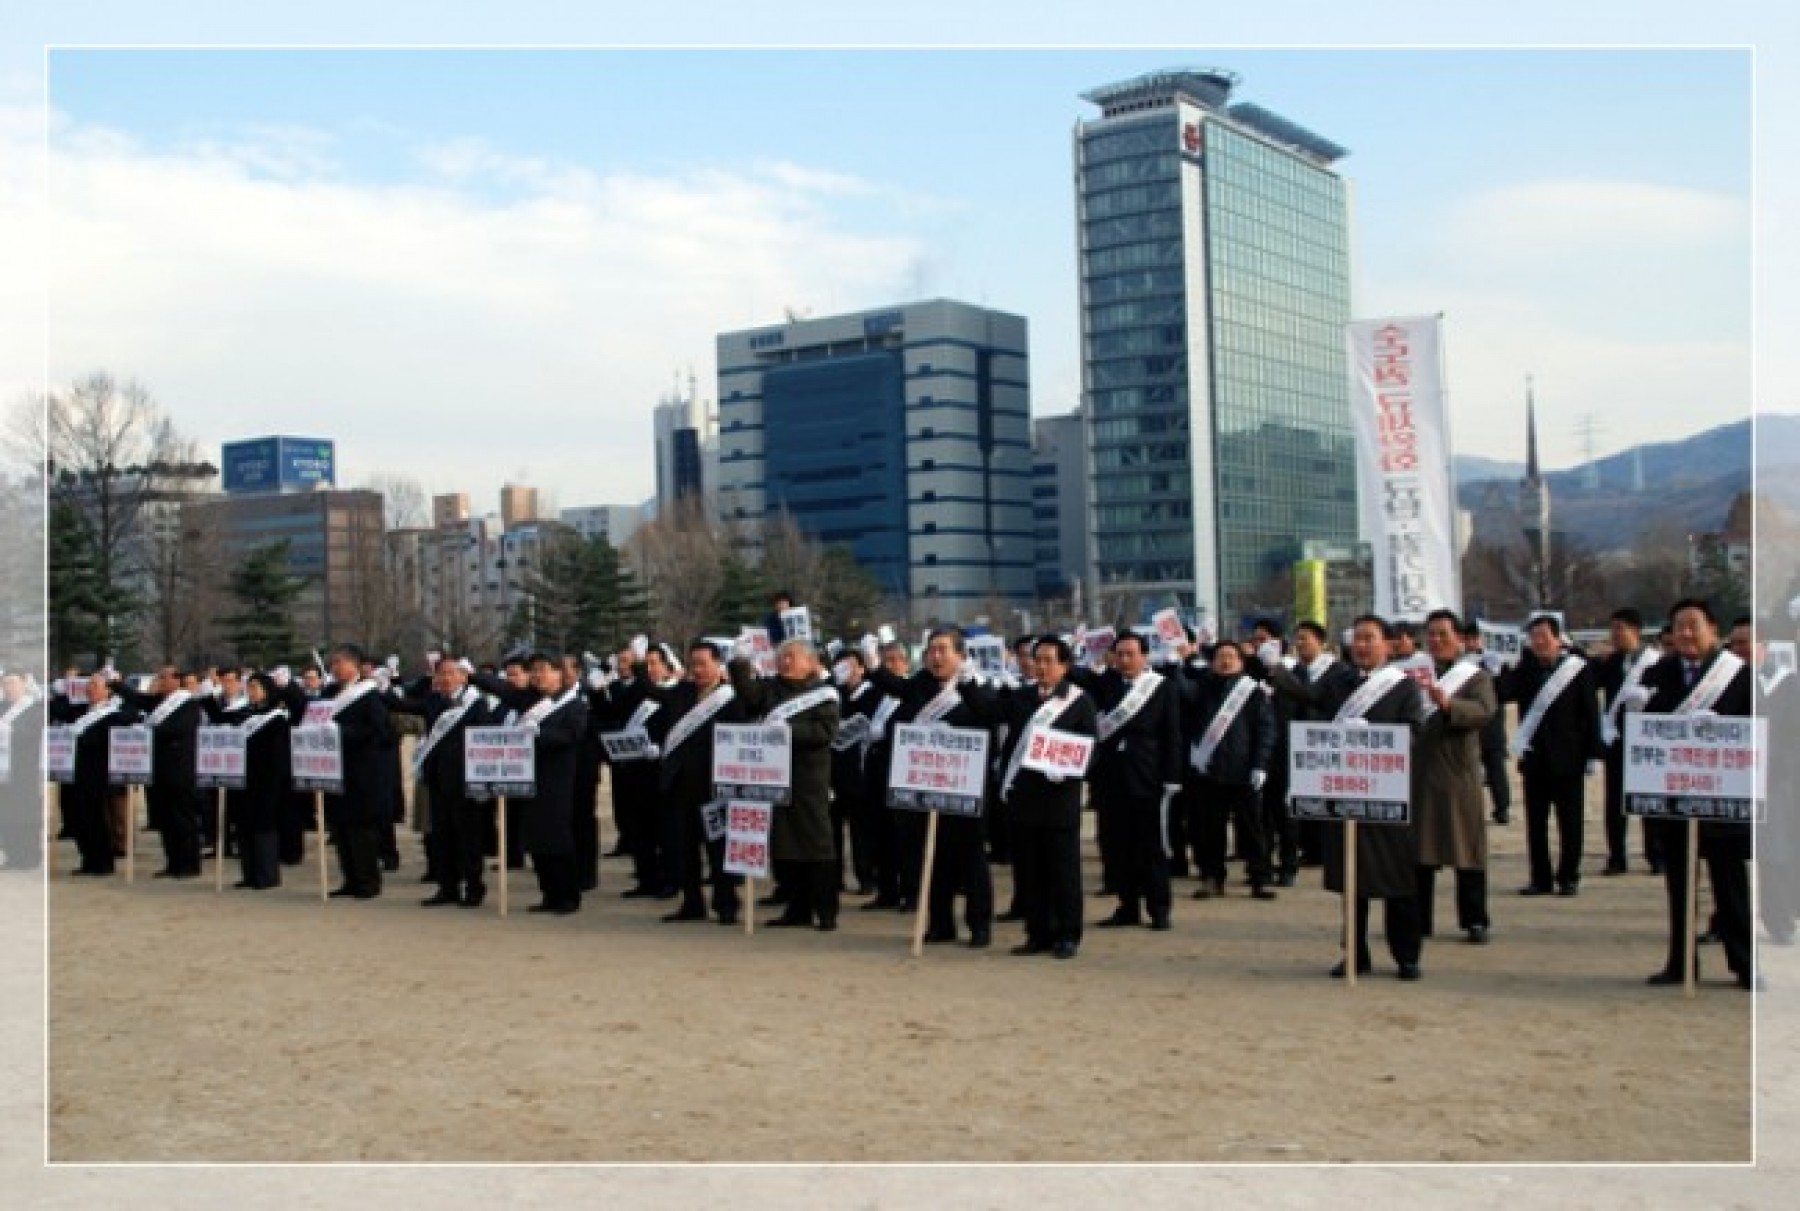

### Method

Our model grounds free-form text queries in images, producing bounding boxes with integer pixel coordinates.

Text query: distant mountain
[1457,415,1800,551]
[1454,454,1524,485]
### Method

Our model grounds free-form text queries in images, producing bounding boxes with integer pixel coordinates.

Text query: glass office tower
[1077,68,1357,628]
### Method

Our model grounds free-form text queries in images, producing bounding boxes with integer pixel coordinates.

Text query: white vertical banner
[1347,315,1458,620]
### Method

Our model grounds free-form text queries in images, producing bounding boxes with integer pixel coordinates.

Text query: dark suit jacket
[1496,653,1603,778]
[998,680,1099,830]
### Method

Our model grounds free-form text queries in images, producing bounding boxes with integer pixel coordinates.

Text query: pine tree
[709,547,769,634]
[47,499,122,668]
[224,540,306,668]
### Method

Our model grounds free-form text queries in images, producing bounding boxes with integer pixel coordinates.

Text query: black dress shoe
[1052,940,1078,960]
[1330,959,1373,978]
[351,889,379,900]
[422,891,460,907]
[551,903,579,916]
[1192,880,1224,900]
[1646,968,1684,986]
[1272,871,1296,888]
[1397,963,1422,981]
[966,928,990,949]
[460,887,487,908]
[922,929,957,944]
[152,869,177,879]
[1490,812,1510,825]
[1517,884,1553,896]
[1148,917,1172,931]
[661,907,706,922]
[766,914,811,928]
[1011,941,1051,956]
[381,855,400,872]
[1097,911,1141,929]
[527,902,556,914]
[1466,925,1490,945]
[329,886,358,898]
[816,919,839,933]
[418,872,437,884]
[233,880,253,889]
[1697,931,1719,946]
[1251,886,1277,901]
[1602,860,1627,876]
[1556,883,1579,897]
[717,914,738,926]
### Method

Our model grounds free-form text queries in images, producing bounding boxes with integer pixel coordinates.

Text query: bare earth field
[41,770,1769,1169]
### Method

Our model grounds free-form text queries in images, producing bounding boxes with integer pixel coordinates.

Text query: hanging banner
[1348,316,1458,621]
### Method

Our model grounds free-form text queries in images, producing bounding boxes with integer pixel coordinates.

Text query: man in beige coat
[1413,609,1499,945]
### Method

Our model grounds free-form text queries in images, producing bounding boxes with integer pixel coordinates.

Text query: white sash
[1191,676,1257,773]
[145,689,192,728]
[915,681,963,726]
[1677,650,1744,714]
[1096,671,1164,744]
[1336,665,1406,723]
[69,698,121,737]
[832,714,871,752]
[222,694,249,714]
[765,684,837,724]
[1300,653,1336,682]
[414,687,480,772]
[663,685,737,756]
[1509,656,1586,757]
[0,696,32,731]
[1762,665,1794,698]
[1421,659,1481,719]
[868,695,900,743]
[1001,685,1084,800]
[328,679,379,718]
[521,687,578,728]
[242,708,288,738]
[1602,647,1662,746]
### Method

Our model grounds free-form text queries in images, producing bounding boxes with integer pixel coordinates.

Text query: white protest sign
[887,724,990,816]
[1477,621,1524,668]
[464,726,537,799]
[290,724,344,794]
[44,726,76,783]
[780,606,813,642]
[968,635,1007,677]
[831,713,871,751]
[107,726,154,786]
[65,680,90,706]
[1623,713,1765,823]
[1021,727,1095,780]
[740,628,777,677]
[1396,652,1436,690]
[701,799,730,843]
[196,726,247,789]
[1288,722,1412,823]
[1081,627,1116,666]
[712,723,793,805]
[722,800,774,879]
[600,729,654,763]
[301,700,335,728]
[1152,608,1185,648]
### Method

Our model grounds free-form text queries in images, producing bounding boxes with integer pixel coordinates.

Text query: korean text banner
[1347,316,1458,620]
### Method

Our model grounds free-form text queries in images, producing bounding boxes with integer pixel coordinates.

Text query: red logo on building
[1182,122,1203,154]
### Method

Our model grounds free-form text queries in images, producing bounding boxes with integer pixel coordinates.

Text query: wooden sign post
[714,724,792,937]
[315,792,327,903]
[216,796,227,894]
[496,797,508,919]
[885,723,990,957]
[1289,721,1414,989]
[197,725,247,895]
[1684,816,1700,1000]
[465,726,535,918]
[108,725,154,884]
[125,786,136,884]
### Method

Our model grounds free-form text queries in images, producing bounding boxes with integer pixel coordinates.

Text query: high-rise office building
[1076,68,1357,627]
[1032,413,1090,603]
[717,299,1033,622]
[652,372,718,519]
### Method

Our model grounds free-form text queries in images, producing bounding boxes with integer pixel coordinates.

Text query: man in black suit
[1002,637,1099,960]
[1264,620,1353,868]
[1596,607,1663,875]
[1187,641,1279,901]
[1271,616,1428,979]
[388,655,489,907]
[646,639,750,925]
[64,673,140,876]
[1076,632,1184,930]
[1496,615,1603,896]
[1631,598,1755,988]
[475,652,588,914]
[116,664,205,878]
[320,645,394,899]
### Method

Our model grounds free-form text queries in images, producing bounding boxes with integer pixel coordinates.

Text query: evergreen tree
[709,547,769,634]
[47,499,123,668]
[224,540,306,668]
[814,545,886,641]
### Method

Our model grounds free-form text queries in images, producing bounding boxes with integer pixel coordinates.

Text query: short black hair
[1113,631,1150,656]
[1728,615,1752,633]
[1392,620,1419,641]
[771,590,794,605]
[501,654,527,670]
[1252,617,1285,640]
[1012,635,1035,654]
[1459,619,1481,640]
[926,625,967,655]
[1295,620,1328,643]
[1526,614,1562,637]
[1668,597,1717,627]
[1351,614,1393,640]
[1610,607,1644,630]
[1032,637,1073,666]
[1424,608,1463,632]
[687,638,725,661]
[331,642,366,665]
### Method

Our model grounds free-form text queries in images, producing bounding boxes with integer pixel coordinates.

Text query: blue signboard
[221,436,336,495]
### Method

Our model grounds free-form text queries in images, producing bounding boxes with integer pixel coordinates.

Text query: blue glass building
[1077,68,1358,628]
[717,300,1033,622]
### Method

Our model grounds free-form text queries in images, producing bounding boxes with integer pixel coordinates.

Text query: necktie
[1685,662,1699,688]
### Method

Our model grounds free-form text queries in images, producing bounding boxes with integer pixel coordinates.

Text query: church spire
[1524,375,1541,482]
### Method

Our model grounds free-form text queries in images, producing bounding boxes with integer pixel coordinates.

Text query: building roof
[1223,102,1349,165]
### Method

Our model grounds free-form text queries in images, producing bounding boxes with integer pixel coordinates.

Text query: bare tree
[359,472,429,531]
[760,510,823,602]
[625,497,727,643]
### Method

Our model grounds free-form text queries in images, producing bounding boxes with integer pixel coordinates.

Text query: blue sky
[0,12,1778,516]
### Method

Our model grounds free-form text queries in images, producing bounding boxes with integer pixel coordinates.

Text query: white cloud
[28,114,930,507]
[1365,178,1752,468]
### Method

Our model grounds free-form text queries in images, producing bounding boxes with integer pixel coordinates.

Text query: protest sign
[1288,723,1412,824]
[886,724,989,816]
[723,801,773,880]
[712,723,793,805]
[600,729,654,763]
[196,726,247,790]
[44,726,75,783]
[107,726,153,786]
[779,606,813,642]
[968,635,1007,677]
[1021,728,1095,780]
[465,726,537,799]
[1622,713,1765,823]
[290,724,343,794]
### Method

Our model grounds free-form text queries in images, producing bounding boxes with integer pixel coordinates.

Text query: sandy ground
[37,770,1774,1171]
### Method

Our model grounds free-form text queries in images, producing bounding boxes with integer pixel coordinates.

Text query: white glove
[374,667,391,691]
[1256,641,1282,669]
[200,678,218,698]
[51,678,66,696]
[426,650,442,670]
[273,666,292,689]
[456,658,475,675]
[1585,760,1601,777]
[1619,686,1651,709]
[1160,783,1181,805]
[957,663,978,684]
[732,636,755,662]
[1045,773,1064,784]
[1480,652,1504,675]
[1249,770,1267,792]
[585,669,605,692]
[386,655,400,676]
[582,650,601,671]
[630,635,650,660]
[860,636,881,667]
[877,625,897,644]
[642,743,660,760]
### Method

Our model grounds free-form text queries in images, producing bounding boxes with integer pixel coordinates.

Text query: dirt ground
[39,766,1775,1168]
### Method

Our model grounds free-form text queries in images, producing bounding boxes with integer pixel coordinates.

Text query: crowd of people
[11,591,1797,989]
